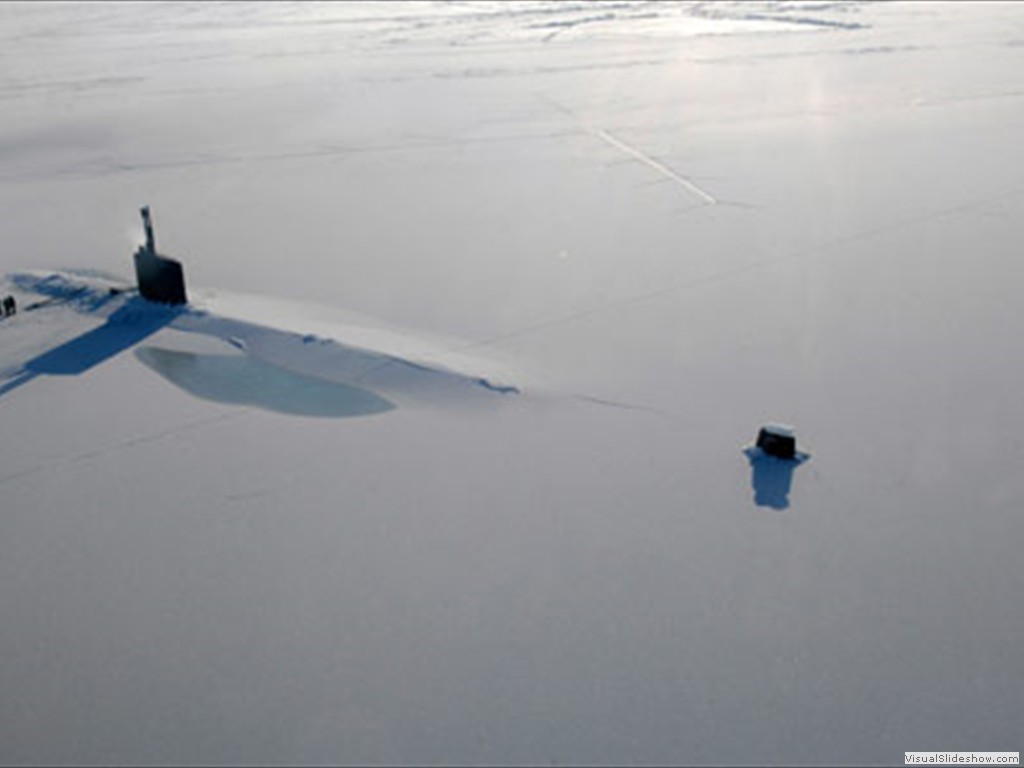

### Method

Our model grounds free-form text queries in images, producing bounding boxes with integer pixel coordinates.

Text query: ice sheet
[1,2,1022,764]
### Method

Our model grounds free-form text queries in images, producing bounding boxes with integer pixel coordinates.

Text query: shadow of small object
[476,377,520,395]
[0,297,179,399]
[743,447,810,511]
[135,346,395,419]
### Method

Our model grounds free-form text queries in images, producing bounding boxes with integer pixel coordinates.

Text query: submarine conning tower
[133,205,187,305]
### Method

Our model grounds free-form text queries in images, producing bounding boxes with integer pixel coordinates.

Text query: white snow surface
[1,2,1023,765]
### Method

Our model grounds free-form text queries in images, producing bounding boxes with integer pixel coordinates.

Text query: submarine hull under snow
[134,248,187,305]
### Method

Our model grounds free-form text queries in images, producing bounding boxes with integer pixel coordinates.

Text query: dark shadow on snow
[135,346,395,418]
[0,297,179,399]
[743,447,810,511]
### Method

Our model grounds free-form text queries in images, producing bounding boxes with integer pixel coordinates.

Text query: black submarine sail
[133,206,187,305]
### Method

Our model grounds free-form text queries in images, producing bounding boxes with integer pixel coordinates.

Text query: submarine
[133,206,187,305]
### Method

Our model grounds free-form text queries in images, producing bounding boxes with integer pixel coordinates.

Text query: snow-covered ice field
[1,2,1022,764]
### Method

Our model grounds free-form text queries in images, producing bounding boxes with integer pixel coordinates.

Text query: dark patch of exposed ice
[136,346,395,419]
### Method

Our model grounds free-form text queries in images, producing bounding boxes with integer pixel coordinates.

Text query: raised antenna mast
[140,206,156,253]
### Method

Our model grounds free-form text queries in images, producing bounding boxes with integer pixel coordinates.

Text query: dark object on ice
[1,295,15,317]
[133,206,187,305]
[756,424,797,460]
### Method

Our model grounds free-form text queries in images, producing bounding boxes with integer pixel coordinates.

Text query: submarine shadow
[135,346,395,418]
[743,447,809,511]
[0,298,179,399]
